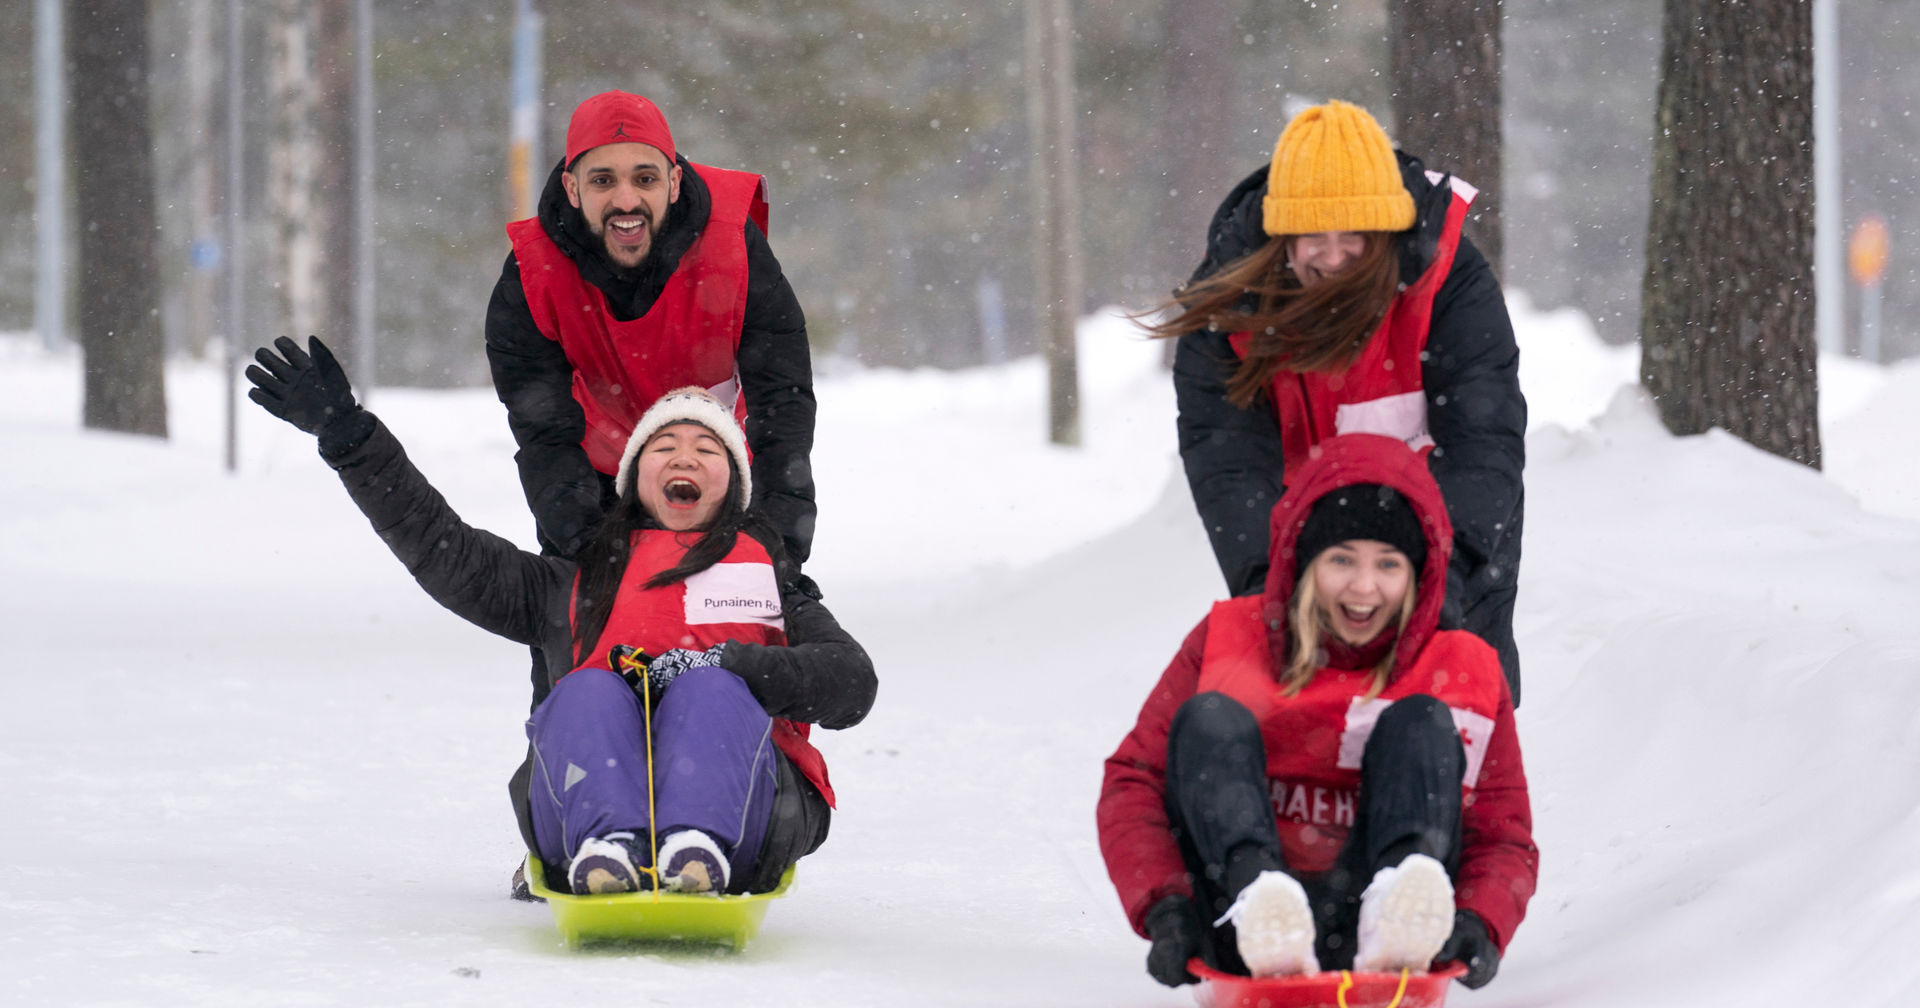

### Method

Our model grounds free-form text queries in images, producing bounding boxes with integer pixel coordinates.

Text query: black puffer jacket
[318,415,875,729]
[486,156,817,568]
[1172,152,1526,698]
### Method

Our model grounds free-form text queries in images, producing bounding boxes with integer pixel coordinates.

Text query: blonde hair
[1281,559,1418,700]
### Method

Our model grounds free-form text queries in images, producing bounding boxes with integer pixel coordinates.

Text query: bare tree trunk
[1026,0,1081,446]
[1156,0,1235,296]
[184,0,217,359]
[69,0,167,437]
[1388,0,1505,278]
[1639,0,1819,468]
[268,0,320,341]
[314,0,355,356]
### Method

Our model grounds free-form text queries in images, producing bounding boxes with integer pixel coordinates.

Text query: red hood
[1260,433,1454,673]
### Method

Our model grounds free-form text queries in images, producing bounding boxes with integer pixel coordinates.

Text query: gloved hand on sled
[1144,894,1208,987]
[642,644,729,695]
[1433,908,1499,988]
[246,336,370,452]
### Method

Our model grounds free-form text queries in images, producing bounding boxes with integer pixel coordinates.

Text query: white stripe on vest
[1333,390,1434,452]
[1335,696,1495,788]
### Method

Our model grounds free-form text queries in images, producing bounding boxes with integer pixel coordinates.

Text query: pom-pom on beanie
[1294,482,1428,578]
[1262,100,1415,237]
[614,387,752,509]
[566,91,677,170]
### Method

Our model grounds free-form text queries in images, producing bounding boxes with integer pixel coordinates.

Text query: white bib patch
[682,562,784,628]
[1334,390,1433,452]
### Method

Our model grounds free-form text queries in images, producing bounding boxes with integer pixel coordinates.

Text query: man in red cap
[485,91,820,711]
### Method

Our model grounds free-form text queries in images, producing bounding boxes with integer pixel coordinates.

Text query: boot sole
[1354,855,1454,973]
[1234,872,1320,978]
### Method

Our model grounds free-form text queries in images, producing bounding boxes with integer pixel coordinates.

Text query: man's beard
[594,202,674,275]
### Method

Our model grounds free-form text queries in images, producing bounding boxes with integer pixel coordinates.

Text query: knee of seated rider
[669,662,750,698]
[1376,693,1450,735]
[1174,690,1261,743]
[551,665,637,706]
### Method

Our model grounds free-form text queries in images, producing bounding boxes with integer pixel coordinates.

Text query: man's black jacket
[486,157,817,566]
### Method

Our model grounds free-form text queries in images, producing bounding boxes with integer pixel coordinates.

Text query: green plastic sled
[524,854,795,951]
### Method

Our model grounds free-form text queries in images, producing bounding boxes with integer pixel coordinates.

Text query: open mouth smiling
[663,479,701,505]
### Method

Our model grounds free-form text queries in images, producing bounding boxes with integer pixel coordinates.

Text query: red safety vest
[507,164,771,476]
[1195,594,1504,874]
[580,529,834,806]
[1230,175,1476,472]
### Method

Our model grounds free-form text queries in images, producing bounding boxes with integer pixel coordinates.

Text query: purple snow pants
[525,665,777,893]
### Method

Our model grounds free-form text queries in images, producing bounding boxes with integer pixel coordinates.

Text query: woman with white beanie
[247,338,874,898]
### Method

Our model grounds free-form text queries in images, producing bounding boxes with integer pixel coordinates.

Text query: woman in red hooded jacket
[1097,433,1534,991]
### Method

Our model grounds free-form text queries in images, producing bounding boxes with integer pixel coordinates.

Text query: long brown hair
[1142,232,1399,406]
[1281,561,1418,700]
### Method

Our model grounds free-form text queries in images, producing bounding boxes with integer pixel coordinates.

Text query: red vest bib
[1231,175,1475,473]
[1195,595,1503,873]
[507,164,771,476]
[579,530,835,806]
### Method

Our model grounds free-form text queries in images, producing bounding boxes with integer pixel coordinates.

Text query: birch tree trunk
[268,0,321,342]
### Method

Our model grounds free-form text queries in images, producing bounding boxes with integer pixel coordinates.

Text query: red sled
[1190,959,1467,1008]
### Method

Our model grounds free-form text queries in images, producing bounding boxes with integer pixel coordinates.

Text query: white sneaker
[656,829,730,894]
[1353,854,1454,973]
[1217,870,1320,977]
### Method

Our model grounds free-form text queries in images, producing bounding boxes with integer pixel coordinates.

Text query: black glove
[1433,908,1500,989]
[784,572,824,601]
[246,336,362,437]
[643,644,729,695]
[1143,895,1207,987]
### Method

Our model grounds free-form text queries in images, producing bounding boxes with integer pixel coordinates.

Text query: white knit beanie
[613,386,752,508]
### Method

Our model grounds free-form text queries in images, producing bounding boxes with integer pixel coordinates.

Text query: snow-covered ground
[4,299,1919,1007]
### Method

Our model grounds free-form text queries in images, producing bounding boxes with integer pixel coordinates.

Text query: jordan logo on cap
[611,121,630,140]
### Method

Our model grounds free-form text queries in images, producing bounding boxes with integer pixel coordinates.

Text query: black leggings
[1164,691,1464,971]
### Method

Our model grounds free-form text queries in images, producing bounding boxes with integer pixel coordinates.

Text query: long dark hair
[1141,232,1398,406]
[568,450,785,667]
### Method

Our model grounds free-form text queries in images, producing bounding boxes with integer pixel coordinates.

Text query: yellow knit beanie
[1262,100,1415,236]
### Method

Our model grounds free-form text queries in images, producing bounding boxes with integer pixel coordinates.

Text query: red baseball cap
[565,91,676,169]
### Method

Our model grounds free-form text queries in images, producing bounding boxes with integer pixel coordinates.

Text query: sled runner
[524,855,794,950]
[1190,959,1466,1008]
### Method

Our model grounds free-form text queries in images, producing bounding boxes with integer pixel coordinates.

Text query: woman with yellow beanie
[1147,99,1526,704]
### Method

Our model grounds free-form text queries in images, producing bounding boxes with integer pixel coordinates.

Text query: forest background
[0,0,1912,384]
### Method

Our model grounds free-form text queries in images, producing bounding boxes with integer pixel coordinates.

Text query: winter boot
[1218,869,1320,977]
[1353,853,1454,973]
[568,831,651,895]
[656,829,730,894]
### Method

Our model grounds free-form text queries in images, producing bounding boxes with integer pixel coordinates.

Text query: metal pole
[510,0,545,220]
[34,0,66,351]
[225,0,244,472]
[1862,279,1882,364]
[1813,0,1841,356]
[353,0,376,399]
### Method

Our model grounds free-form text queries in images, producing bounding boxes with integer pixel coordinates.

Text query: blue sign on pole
[191,238,222,271]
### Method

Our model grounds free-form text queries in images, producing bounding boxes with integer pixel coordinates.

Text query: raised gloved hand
[246,336,362,437]
[643,644,729,695]
[1433,908,1500,988]
[1143,894,1207,987]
